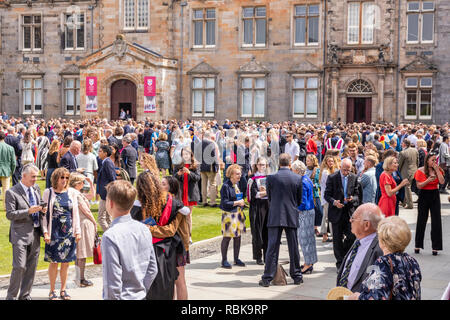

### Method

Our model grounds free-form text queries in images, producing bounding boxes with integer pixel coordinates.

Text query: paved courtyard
[1,194,449,300]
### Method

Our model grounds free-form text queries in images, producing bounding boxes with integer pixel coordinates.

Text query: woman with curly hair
[132,171,188,300]
[140,153,159,176]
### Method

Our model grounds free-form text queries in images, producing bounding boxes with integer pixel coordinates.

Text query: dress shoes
[221,260,232,269]
[259,279,270,287]
[293,278,304,285]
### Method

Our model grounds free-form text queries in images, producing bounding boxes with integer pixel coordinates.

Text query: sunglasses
[60,176,69,180]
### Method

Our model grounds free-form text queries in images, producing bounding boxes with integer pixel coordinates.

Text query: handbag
[93,233,102,265]
[272,263,288,286]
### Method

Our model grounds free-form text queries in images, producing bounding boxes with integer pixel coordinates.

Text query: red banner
[86,76,97,96]
[144,76,156,96]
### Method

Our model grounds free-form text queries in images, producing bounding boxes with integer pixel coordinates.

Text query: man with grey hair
[336,203,383,293]
[59,141,84,173]
[5,163,46,300]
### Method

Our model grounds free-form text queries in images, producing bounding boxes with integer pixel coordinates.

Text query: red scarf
[152,194,173,244]
[182,164,197,206]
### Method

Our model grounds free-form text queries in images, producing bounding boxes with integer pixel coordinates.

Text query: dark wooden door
[347,97,372,123]
[347,97,355,123]
[365,97,372,124]
[110,79,136,120]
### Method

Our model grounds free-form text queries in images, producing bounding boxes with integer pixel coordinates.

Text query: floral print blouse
[359,252,422,300]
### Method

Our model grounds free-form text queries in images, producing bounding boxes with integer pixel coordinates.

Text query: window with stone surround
[294,4,320,46]
[193,8,216,48]
[192,77,215,117]
[347,1,376,45]
[64,78,80,115]
[124,0,149,31]
[292,76,319,118]
[242,7,267,48]
[21,15,42,51]
[407,1,434,44]
[64,13,85,50]
[240,76,266,118]
[22,78,43,115]
[405,76,432,120]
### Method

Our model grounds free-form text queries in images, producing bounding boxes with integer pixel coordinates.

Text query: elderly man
[324,158,361,270]
[336,203,383,293]
[5,164,46,300]
[59,141,85,174]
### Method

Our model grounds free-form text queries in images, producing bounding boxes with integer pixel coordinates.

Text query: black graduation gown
[247,175,269,261]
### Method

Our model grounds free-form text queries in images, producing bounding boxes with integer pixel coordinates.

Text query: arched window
[347,79,373,94]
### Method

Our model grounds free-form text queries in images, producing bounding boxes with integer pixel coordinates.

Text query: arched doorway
[346,79,373,123]
[110,79,137,120]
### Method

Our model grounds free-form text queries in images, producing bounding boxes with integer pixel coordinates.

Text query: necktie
[338,240,361,288]
[343,176,348,203]
[28,187,39,228]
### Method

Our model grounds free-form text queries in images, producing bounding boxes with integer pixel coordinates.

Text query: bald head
[351,203,383,239]
[340,158,353,176]
[70,140,82,156]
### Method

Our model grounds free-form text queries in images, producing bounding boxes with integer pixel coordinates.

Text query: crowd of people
[1,115,449,300]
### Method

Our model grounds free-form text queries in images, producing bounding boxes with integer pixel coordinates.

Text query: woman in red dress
[174,148,200,243]
[378,156,409,217]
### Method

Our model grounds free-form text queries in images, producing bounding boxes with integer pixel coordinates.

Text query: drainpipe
[395,0,401,125]
[322,0,327,122]
[88,2,96,53]
[179,1,187,120]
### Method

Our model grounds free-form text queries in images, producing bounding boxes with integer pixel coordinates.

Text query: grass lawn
[0,170,249,275]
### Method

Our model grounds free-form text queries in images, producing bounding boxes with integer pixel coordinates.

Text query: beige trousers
[98,199,112,232]
[201,171,217,206]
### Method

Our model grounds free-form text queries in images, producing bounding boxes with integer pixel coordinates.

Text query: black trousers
[439,165,449,190]
[331,211,355,269]
[415,189,443,251]
[262,227,302,282]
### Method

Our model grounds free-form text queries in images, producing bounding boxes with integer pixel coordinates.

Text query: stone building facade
[0,0,449,124]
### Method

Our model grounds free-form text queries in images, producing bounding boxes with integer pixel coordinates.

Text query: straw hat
[326,287,353,300]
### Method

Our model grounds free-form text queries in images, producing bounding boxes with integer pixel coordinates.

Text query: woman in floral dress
[42,168,81,300]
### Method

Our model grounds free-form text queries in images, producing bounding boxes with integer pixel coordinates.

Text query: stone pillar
[331,68,339,120]
[377,67,385,121]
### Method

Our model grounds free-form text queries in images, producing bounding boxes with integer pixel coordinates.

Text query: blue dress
[44,192,77,263]
[359,252,422,300]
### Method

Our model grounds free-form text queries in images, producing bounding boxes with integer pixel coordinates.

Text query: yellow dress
[221,184,246,238]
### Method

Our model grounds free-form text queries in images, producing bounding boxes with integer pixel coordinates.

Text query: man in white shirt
[284,132,300,163]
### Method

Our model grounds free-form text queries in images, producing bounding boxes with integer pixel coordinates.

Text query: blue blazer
[266,168,303,228]
[97,157,117,200]
[59,151,77,172]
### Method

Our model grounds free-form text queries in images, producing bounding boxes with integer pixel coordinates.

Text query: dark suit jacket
[324,171,361,224]
[121,145,137,179]
[199,139,218,173]
[266,168,302,228]
[143,129,153,149]
[5,134,22,159]
[97,157,117,200]
[5,183,44,245]
[336,235,383,293]
[59,151,77,172]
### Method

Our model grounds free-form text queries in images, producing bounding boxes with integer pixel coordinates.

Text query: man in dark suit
[336,203,383,293]
[97,144,117,232]
[143,123,153,154]
[5,164,46,300]
[197,131,219,207]
[259,153,303,287]
[324,158,361,270]
[5,126,23,186]
[120,135,137,184]
[59,141,83,173]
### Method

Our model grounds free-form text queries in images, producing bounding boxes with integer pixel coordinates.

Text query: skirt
[221,209,246,238]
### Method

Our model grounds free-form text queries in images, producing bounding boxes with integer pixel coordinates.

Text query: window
[22,78,43,114]
[64,78,80,115]
[292,77,319,118]
[192,77,215,117]
[294,4,320,46]
[22,15,42,51]
[242,7,267,47]
[240,77,266,118]
[347,2,376,44]
[407,1,434,43]
[193,8,216,48]
[405,77,432,119]
[64,13,85,50]
[124,0,149,30]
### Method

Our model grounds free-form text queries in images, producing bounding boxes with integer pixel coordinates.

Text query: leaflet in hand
[236,193,244,201]
[143,216,157,226]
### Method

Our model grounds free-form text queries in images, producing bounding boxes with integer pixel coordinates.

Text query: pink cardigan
[42,187,81,240]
